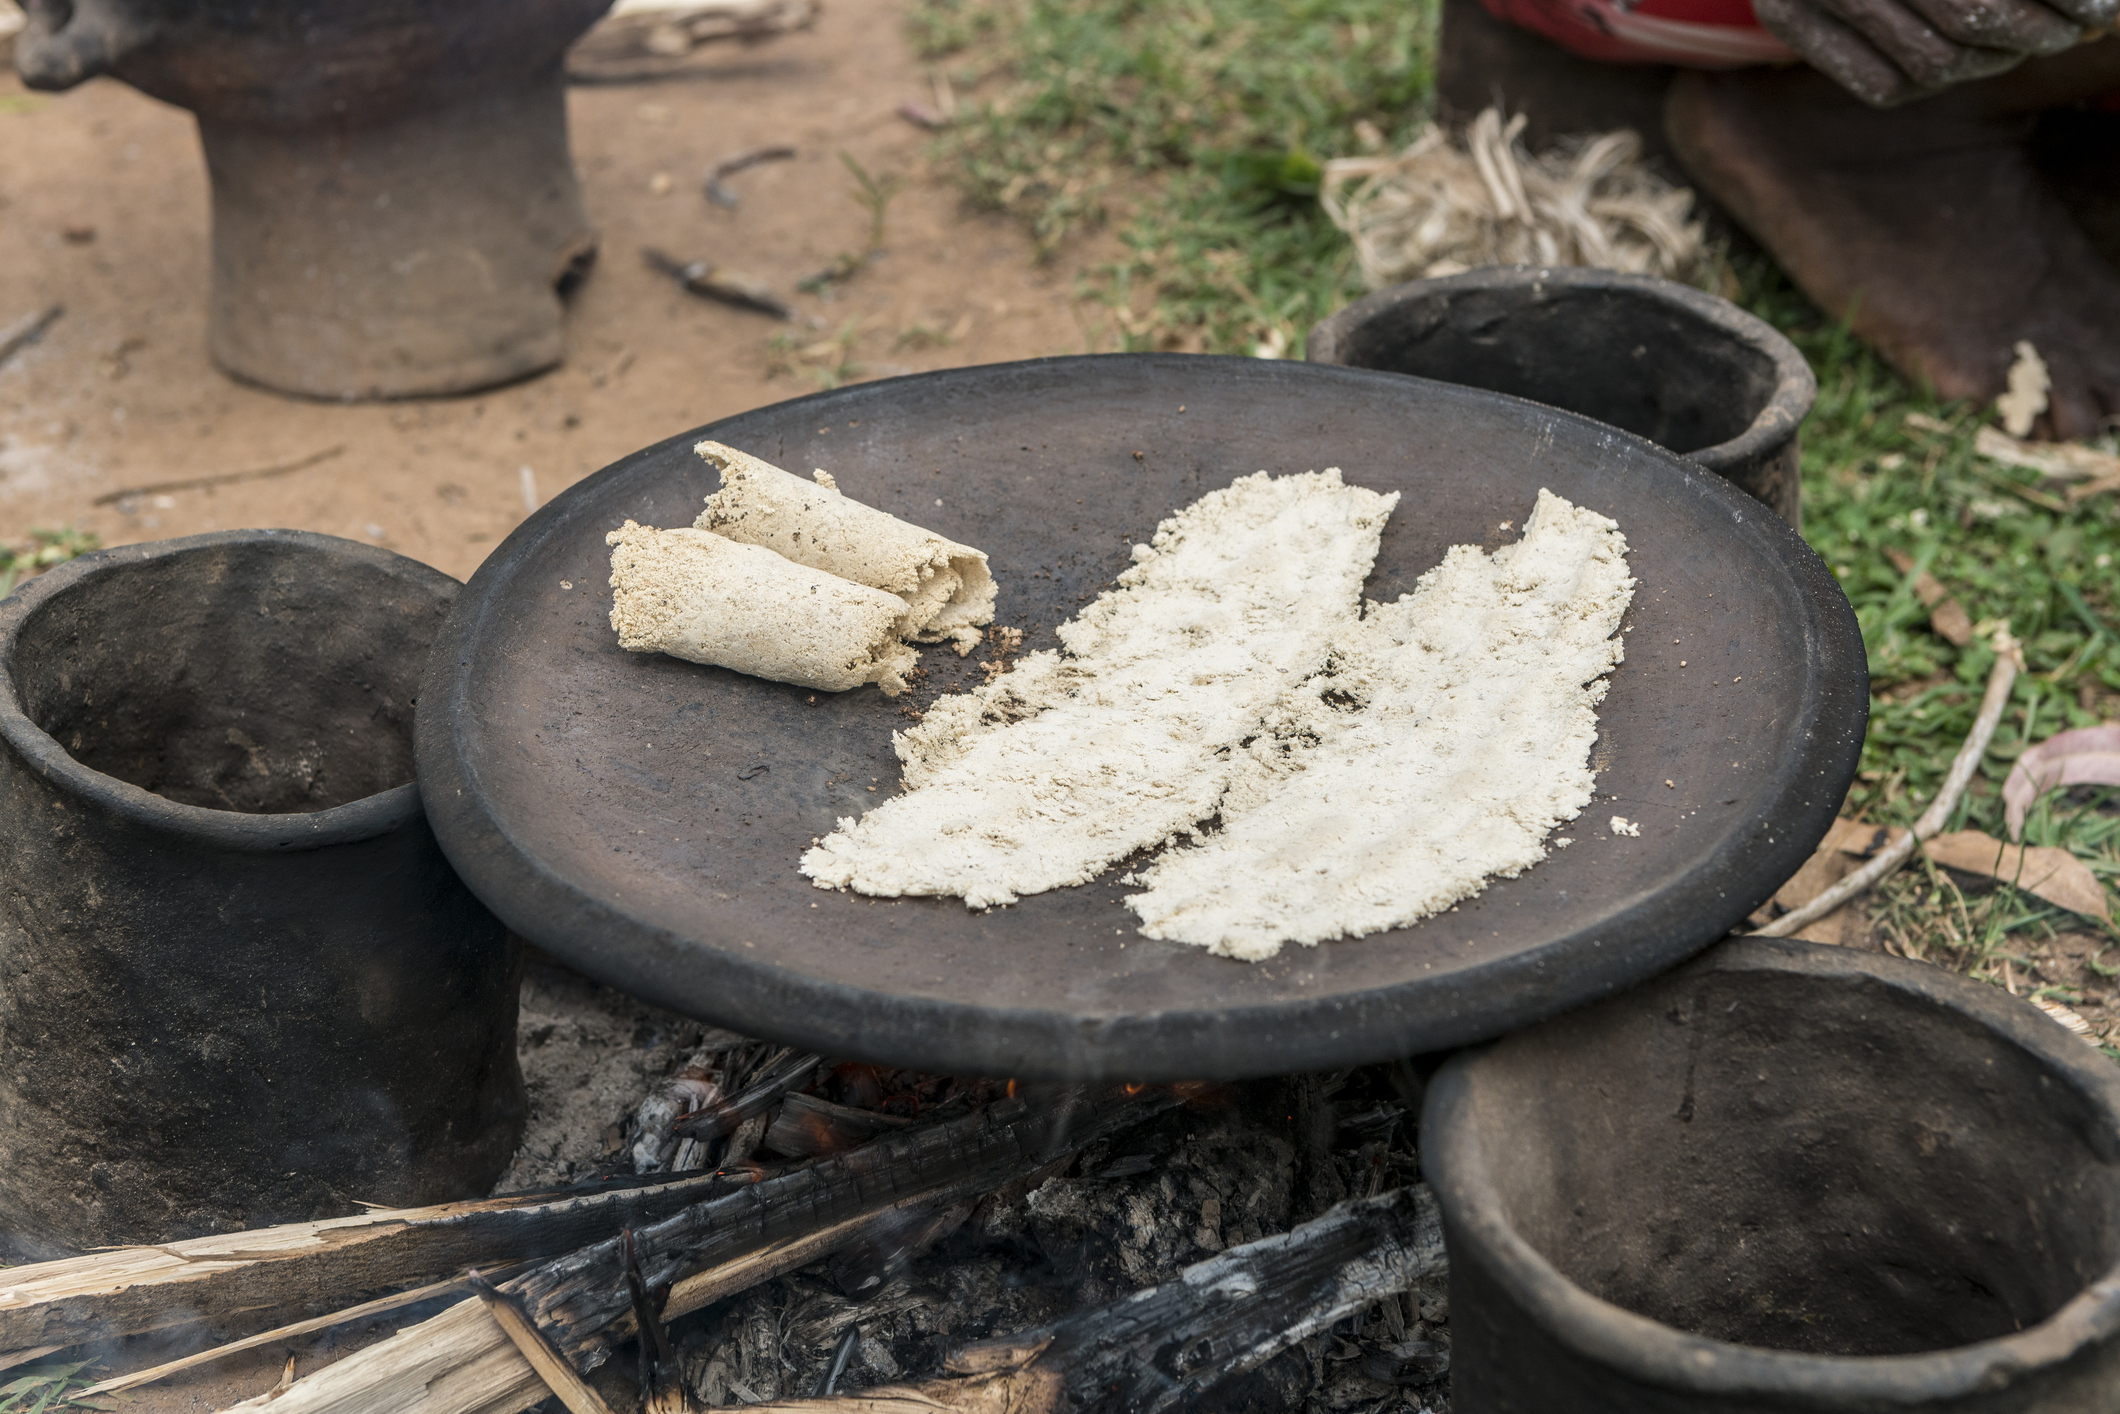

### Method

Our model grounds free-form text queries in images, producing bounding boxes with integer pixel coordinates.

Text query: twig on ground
[704,145,796,208]
[643,249,796,320]
[90,446,346,507]
[0,304,63,373]
[1754,627,2023,938]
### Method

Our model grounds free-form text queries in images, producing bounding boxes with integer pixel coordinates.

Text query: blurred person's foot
[1667,43,2120,439]
[2030,103,2120,274]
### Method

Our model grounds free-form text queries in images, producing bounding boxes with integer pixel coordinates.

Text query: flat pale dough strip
[606,521,917,695]
[800,469,1399,908]
[1124,489,1635,959]
[694,441,997,653]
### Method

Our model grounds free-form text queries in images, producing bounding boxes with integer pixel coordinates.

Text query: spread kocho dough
[606,520,918,695]
[1124,489,1635,959]
[695,442,996,652]
[800,470,1399,908]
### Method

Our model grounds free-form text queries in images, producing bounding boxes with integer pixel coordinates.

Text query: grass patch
[0,1361,110,1412]
[912,0,2120,986]
[914,0,1435,353]
[0,527,100,599]
[1737,257,2120,858]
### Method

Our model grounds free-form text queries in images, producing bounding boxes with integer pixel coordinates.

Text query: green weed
[0,527,101,599]
[914,0,1434,350]
[0,1361,111,1412]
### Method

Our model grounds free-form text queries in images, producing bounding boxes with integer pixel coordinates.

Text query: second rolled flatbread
[607,520,917,695]
[694,441,996,653]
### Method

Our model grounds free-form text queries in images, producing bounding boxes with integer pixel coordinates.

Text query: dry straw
[1321,108,1712,289]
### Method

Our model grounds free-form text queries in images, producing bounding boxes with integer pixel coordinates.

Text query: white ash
[1127,489,1635,959]
[497,952,742,1193]
[801,469,1398,907]
[627,1054,725,1175]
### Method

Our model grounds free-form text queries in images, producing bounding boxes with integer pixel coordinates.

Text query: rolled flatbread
[693,441,996,653]
[606,521,917,695]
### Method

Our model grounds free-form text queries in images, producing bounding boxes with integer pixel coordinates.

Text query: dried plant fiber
[800,470,1399,908]
[1125,490,1635,959]
[1321,108,1709,289]
[696,441,995,652]
[606,520,918,694]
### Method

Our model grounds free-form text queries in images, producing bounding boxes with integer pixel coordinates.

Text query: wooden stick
[670,1049,824,1143]
[219,1090,1174,1414]
[471,1278,618,1414]
[1755,628,2023,939]
[0,1171,740,1353]
[218,1205,951,1414]
[743,1185,1446,1414]
[75,1274,494,1398]
[0,1345,63,1373]
[517,1088,1177,1370]
[220,1294,538,1414]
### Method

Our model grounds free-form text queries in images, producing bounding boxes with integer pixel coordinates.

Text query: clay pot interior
[1460,964,2120,1356]
[11,539,434,813]
[1316,280,1777,456]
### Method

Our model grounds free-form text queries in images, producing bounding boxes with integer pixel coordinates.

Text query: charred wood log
[0,1171,742,1354]
[220,1087,1179,1414]
[471,1274,621,1414]
[670,1049,827,1145]
[765,1092,913,1159]
[745,1185,1445,1414]
[512,1087,1182,1371]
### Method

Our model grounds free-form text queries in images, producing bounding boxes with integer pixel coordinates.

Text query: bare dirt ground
[0,0,1111,582]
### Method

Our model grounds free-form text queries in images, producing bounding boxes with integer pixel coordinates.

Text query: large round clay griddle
[418,355,1866,1081]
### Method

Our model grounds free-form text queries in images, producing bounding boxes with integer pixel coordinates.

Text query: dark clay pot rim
[1306,265,1818,477]
[1422,936,2120,1403]
[0,528,446,852]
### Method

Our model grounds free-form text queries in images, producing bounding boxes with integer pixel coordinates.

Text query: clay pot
[0,531,524,1252]
[1306,266,1814,527]
[12,0,613,399]
[1422,936,2120,1412]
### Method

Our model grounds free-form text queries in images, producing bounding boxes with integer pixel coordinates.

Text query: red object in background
[1479,0,1798,66]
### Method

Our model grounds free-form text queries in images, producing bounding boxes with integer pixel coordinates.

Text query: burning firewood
[765,1091,914,1158]
[217,1086,1179,1414]
[740,1185,1445,1414]
[670,1047,829,1146]
[514,1087,1179,1370]
[0,1170,743,1355]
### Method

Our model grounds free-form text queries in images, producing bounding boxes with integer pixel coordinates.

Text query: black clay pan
[418,355,1865,1081]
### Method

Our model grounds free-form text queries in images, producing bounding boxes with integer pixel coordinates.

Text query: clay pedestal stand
[1307,266,1816,528]
[1424,937,2120,1412]
[0,532,525,1254]
[13,0,612,399]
